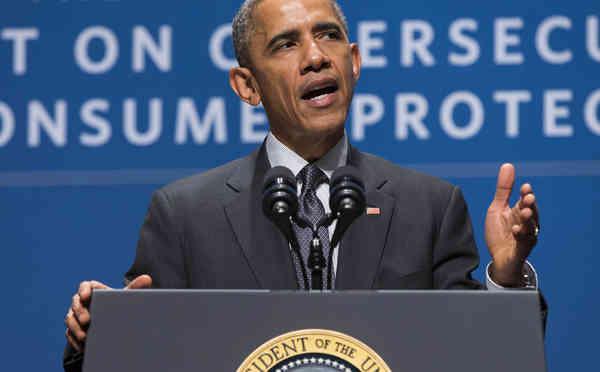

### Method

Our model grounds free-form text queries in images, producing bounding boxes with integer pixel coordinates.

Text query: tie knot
[297,163,328,191]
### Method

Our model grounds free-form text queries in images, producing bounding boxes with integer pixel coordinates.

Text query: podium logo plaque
[237,329,391,372]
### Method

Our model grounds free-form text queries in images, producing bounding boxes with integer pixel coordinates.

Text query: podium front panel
[83,290,546,372]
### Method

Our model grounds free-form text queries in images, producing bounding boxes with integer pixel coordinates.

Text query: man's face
[245,0,361,152]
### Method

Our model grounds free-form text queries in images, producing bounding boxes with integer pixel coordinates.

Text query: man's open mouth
[302,85,338,101]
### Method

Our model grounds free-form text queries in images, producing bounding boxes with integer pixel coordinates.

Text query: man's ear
[350,43,361,83]
[229,67,262,106]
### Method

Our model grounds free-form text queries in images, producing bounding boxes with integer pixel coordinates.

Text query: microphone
[262,166,310,289]
[262,166,298,228]
[329,166,366,248]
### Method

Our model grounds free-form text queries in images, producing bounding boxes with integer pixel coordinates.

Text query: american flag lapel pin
[366,207,380,215]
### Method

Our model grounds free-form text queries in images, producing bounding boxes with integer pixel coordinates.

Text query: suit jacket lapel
[224,144,298,289]
[335,145,396,289]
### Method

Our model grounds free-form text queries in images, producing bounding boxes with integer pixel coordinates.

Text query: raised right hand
[64,274,152,352]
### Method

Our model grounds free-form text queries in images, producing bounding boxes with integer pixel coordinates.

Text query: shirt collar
[265,131,348,179]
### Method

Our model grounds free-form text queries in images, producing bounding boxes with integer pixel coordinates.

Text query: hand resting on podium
[64,274,152,352]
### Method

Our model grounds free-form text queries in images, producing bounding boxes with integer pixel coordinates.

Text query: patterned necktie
[292,163,331,290]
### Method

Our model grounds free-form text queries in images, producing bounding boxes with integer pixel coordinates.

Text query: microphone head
[329,166,366,218]
[262,166,298,220]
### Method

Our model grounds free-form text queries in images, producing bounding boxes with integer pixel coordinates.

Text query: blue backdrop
[2,0,599,370]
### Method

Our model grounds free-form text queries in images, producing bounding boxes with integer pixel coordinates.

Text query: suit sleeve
[62,343,83,372]
[432,186,484,290]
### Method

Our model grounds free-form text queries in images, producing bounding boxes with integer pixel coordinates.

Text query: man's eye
[322,31,341,40]
[276,41,295,50]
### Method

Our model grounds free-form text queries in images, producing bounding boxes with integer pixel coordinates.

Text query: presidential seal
[237,329,391,372]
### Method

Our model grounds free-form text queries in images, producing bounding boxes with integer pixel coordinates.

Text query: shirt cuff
[485,261,539,291]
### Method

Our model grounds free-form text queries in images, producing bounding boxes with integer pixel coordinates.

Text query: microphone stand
[307,236,325,290]
[295,214,336,291]
[295,203,365,290]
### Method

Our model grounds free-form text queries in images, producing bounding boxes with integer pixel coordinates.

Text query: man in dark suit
[63,0,542,370]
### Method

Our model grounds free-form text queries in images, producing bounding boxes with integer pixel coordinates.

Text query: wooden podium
[83,290,546,371]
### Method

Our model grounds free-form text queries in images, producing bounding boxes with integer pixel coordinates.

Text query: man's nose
[301,41,331,74]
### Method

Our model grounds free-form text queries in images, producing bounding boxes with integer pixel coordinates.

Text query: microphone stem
[296,215,335,291]
[308,236,325,291]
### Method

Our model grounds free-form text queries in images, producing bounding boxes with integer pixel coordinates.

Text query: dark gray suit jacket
[124,143,483,290]
[64,143,489,371]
